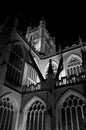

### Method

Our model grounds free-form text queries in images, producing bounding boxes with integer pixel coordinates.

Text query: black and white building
[0,16,86,130]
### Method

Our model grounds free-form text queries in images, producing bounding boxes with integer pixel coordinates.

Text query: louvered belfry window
[60,95,86,130]
[0,97,15,130]
[26,101,47,130]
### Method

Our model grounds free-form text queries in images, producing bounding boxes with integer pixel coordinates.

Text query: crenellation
[0,17,86,130]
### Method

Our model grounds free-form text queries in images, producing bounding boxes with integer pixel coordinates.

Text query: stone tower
[0,17,86,130]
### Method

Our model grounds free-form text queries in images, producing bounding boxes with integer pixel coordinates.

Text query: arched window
[66,55,82,77]
[60,95,86,130]
[0,97,15,130]
[26,101,47,130]
[5,45,24,87]
[26,64,38,86]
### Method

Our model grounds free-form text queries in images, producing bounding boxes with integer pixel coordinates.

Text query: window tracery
[60,95,86,130]
[26,64,38,86]
[0,97,15,130]
[5,45,24,86]
[26,101,47,130]
[67,55,83,77]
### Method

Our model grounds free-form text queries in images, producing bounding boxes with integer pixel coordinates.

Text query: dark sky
[0,2,86,50]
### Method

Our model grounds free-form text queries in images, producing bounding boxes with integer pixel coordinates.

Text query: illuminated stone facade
[0,19,86,130]
[26,20,56,57]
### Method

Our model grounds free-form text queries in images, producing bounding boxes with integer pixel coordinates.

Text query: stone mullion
[42,110,44,130]
[3,108,8,130]
[1,108,6,130]
[0,106,4,129]
[8,110,14,130]
[39,110,42,130]
[26,111,30,130]
[70,108,73,130]
[5,109,10,130]
[81,105,84,119]
[60,108,62,130]
[34,110,38,130]
[7,109,12,130]
[76,107,79,130]
[43,109,46,130]
[83,105,86,118]
[33,111,35,130]
[29,111,33,130]
[65,108,68,130]
[37,111,40,130]
[0,106,4,128]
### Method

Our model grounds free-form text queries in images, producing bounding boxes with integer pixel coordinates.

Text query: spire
[79,36,83,47]
[79,36,86,75]
[48,59,54,74]
[81,48,86,66]
[39,17,46,28]
[55,45,63,80]
[79,36,86,63]
[0,13,19,44]
[45,59,55,95]
[58,43,62,52]
[46,59,54,79]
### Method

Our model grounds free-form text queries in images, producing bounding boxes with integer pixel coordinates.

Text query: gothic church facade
[0,17,86,130]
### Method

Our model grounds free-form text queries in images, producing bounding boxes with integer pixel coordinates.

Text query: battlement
[25,20,56,57]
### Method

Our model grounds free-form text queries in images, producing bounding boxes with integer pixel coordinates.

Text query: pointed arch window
[5,45,24,87]
[26,64,38,86]
[0,97,15,130]
[67,55,82,77]
[59,95,86,130]
[26,101,47,130]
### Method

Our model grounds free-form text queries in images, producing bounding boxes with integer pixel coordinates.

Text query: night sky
[0,2,86,50]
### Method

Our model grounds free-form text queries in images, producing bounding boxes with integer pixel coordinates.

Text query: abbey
[0,16,86,130]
